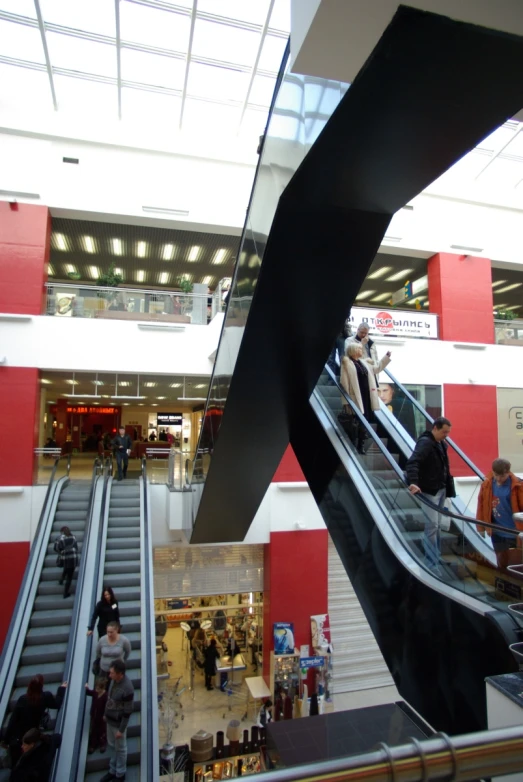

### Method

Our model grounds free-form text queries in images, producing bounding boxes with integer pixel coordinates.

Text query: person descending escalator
[54,526,79,599]
[111,427,132,482]
[476,458,523,571]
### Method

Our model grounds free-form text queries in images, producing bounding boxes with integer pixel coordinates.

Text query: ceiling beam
[179,0,197,130]
[115,0,123,120]
[238,0,275,129]
[33,0,57,111]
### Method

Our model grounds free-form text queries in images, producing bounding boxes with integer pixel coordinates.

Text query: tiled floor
[157,628,402,751]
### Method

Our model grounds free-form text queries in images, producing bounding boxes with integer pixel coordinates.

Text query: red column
[0,202,51,315]
[272,444,305,482]
[0,542,30,651]
[444,384,498,477]
[427,252,494,344]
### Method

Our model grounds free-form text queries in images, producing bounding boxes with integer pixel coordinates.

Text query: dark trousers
[62,565,75,597]
[205,673,214,689]
[116,450,128,480]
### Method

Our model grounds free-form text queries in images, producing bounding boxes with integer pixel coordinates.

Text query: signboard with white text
[350,306,438,339]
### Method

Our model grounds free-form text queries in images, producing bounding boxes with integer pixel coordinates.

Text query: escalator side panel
[290,400,518,735]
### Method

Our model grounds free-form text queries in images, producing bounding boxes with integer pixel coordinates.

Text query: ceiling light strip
[114,0,123,120]
[238,0,276,127]
[33,0,58,111]
[179,0,198,130]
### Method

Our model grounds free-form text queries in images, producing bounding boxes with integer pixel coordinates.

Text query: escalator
[0,457,100,777]
[289,366,523,735]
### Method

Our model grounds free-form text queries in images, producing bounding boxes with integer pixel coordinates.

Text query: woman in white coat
[340,342,391,452]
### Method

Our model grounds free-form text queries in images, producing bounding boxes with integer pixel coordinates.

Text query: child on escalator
[85,678,108,755]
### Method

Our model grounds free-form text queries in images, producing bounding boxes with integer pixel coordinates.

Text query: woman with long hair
[87,586,120,639]
[53,525,79,599]
[4,675,66,768]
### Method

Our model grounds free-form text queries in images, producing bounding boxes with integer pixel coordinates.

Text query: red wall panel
[444,384,498,477]
[0,203,50,315]
[0,541,30,652]
[0,367,40,485]
[428,253,494,344]
[272,445,305,483]
[262,529,328,683]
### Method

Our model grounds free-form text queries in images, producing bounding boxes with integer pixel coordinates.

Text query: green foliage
[97,262,122,288]
[495,309,516,321]
[176,276,194,294]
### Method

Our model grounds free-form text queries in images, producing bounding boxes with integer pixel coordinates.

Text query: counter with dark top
[485,672,523,709]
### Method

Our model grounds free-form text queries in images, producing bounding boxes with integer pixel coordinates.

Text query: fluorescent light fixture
[118,381,131,387]
[137,241,147,258]
[48,264,55,276]
[114,267,123,276]
[136,270,146,283]
[162,244,175,261]
[169,382,182,388]
[494,282,522,293]
[144,382,157,387]
[188,246,200,262]
[123,403,130,406]
[194,384,206,389]
[89,266,100,280]
[491,280,507,288]
[382,236,402,244]
[65,379,79,385]
[505,304,521,310]
[213,249,227,265]
[110,395,146,399]
[385,268,414,282]
[368,266,392,279]
[182,273,193,282]
[83,236,96,253]
[92,380,104,386]
[151,404,158,407]
[412,275,428,294]
[142,205,189,216]
[248,255,259,268]
[159,272,169,284]
[54,233,68,250]
[450,244,484,253]
[65,264,77,274]
[202,276,212,285]
[157,396,166,399]
[178,397,207,401]
[40,379,52,384]
[112,238,123,255]
[355,290,376,300]
[370,293,392,303]
[494,303,508,309]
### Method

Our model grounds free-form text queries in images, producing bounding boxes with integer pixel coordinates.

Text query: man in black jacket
[405,417,455,571]
[112,427,133,482]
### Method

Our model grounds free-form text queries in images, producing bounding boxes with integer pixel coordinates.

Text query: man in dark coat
[111,427,133,481]
[405,417,455,571]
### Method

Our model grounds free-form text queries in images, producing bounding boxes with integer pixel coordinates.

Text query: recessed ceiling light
[92,380,104,386]
[169,382,182,388]
[162,244,175,261]
[151,404,158,407]
[202,276,212,285]
[412,275,428,294]
[136,241,147,258]
[505,305,521,310]
[65,379,79,385]
[92,401,100,405]
[182,273,193,282]
[194,383,206,389]
[114,267,123,277]
[144,382,157,387]
[248,255,259,269]
[89,266,100,280]
[112,238,123,256]
[48,264,55,276]
[159,272,169,285]
[138,403,144,406]
[385,268,414,282]
[494,283,522,293]
[136,270,146,283]
[213,249,227,265]
[368,266,392,279]
[450,244,483,253]
[494,303,508,310]
[83,236,96,253]
[65,264,77,274]
[157,396,166,399]
[118,381,131,387]
[123,402,130,406]
[54,233,68,251]
[40,378,52,384]
[188,246,200,262]
[491,280,507,288]
[355,290,376,300]
[369,292,392,302]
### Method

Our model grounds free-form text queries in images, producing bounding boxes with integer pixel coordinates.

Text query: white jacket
[340,354,391,415]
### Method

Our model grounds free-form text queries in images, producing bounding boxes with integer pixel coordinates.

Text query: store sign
[350,306,438,339]
[157,412,183,426]
[299,656,324,669]
[495,578,521,600]
[67,406,116,414]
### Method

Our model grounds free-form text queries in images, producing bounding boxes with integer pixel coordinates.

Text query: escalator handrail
[141,457,159,781]
[383,366,485,482]
[322,365,520,540]
[0,453,71,724]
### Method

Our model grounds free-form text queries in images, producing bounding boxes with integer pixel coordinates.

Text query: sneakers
[100,773,116,782]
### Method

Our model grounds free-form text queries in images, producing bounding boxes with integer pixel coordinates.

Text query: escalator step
[104,561,140,574]
[21,642,68,665]
[106,538,140,550]
[105,548,140,560]
[55,510,89,521]
[26,626,71,645]
[30,608,74,627]
[16,661,64,687]
[107,527,140,538]
[85,736,141,773]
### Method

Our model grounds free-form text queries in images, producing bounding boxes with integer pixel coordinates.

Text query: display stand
[243,676,271,722]
[269,651,300,701]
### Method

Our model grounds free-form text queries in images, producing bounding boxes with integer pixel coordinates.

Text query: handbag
[92,658,101,676]
[56,554,64,568]
[337,407,359,443]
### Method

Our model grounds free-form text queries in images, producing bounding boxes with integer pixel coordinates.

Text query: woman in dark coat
[5,676,66,768]
[53,526,79,599]
[203,639,220,691]
[9,728,61,782]
[87,586,120,639]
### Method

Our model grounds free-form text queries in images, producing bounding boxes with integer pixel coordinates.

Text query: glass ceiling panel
[39,0,116,37]
[257,33,287,72]
[198,0,271,26]
[46,32,117,78]
[119,2,191,51]
[187,61,249,103]
[54,75,118,120]
[0,0,37,18]
[0,19,45,62]
[121,87,181,127]
[182,98,239,136]
[192,19,259,67]
[121,48,185,90]
[249,74,276,107]
[268,0,291,32]
[0,64,53,114]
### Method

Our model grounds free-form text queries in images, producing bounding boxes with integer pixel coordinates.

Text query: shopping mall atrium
[1,1,523,780]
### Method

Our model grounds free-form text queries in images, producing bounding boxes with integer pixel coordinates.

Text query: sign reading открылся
[349,306,438,339]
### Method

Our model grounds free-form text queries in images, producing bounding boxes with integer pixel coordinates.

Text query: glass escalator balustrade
[315,368,523,621]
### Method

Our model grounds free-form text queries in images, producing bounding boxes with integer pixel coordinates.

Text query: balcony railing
[494,319,523,345]
[44,282,210,325]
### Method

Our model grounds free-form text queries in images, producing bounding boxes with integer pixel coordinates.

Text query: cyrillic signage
[350,306,438,339]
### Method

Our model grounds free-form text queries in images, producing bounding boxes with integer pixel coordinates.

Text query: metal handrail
[383,366,485,482]
[323,365,520,539]
[44,281,208,299]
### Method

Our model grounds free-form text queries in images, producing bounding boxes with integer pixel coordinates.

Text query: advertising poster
[273,622,295,655]
[350,306,438,339]
[311,613,333,653]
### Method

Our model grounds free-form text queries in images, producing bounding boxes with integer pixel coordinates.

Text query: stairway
[85,479,142,781]
[3,481,91,730]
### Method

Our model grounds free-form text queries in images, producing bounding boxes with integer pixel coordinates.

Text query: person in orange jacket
[476,458,523,570]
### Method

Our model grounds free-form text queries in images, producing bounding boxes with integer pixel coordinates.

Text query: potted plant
[96,263,123,306]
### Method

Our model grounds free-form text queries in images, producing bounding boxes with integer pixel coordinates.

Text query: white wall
[0,486,47,544]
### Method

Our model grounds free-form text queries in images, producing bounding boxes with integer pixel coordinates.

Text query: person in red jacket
[476,458,523,570]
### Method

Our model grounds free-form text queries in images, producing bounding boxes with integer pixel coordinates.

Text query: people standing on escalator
[326,318,351,379]
[112,426,132,481]
[54,526,79,599]
[340,342,391,453]
[95,622,131,683]
[8,727,62,782]
[476,458,523,571]
[87,586,120,639]
[405,417,456,572]
[346,322,381,373]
